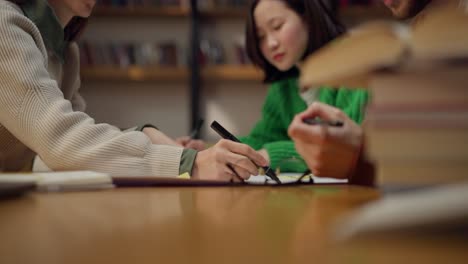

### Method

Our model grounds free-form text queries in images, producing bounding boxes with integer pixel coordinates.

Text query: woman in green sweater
[179,0,368,174]
[240,0,368,173]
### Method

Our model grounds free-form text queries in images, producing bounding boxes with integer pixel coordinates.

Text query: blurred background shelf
[202,65,262,81]
[200,8,248,19]
[91,5,391,20]
[81,66,189,82]
[80,1,395,138]
[92,6,190,18]
[81,65,262,82]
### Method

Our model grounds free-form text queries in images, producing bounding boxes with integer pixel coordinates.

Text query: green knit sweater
[240,77,369,173]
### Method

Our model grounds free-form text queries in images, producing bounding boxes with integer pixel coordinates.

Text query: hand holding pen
[288,102,363,179]
[191,130,268,182]
[210,121,281,184]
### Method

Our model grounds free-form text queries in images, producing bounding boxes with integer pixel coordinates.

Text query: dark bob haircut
[7,0,88,41]
[245,0,346,83]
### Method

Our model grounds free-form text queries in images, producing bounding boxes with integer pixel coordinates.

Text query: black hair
[245,0,346,83]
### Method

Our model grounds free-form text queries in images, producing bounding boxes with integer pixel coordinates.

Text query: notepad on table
[112,172,347,187]
[245,173,348,185]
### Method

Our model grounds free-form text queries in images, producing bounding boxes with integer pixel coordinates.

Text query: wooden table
[0,185,466,264]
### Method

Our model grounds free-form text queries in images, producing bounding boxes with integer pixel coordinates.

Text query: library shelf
[81,65,263,82]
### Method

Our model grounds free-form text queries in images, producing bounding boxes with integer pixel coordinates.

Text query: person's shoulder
[0,0,32,30]
[0,1,48,62]
[0,0,22,14]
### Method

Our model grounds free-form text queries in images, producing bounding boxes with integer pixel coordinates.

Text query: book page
[246,173,348,185]
[178,172,347,185]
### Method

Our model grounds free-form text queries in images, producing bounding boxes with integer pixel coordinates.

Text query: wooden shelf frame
[81,65,263,82]
[92,6,190,18]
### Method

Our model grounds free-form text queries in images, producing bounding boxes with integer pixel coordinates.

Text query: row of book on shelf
[79,39,249,67]
[96,0,381,9]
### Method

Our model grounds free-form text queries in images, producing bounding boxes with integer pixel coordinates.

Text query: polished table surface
[0,185,466,264]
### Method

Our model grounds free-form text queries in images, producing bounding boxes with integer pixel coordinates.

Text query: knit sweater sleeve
[263,141,308,173]
[240,81,307,173]
[0,5,182,176]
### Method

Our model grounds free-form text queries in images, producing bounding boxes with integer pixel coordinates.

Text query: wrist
[191,152,202,179]
[191,164,199,179]
[347,141,363,180]
[348,140,375,186]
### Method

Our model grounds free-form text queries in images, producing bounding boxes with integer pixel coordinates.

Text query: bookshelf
[80,1,393,137]
[92,6,190,17]
[82,4,391,84]
[90,5,391,20]
[81,4,391,81]
[81,66,189,82]
[92,7,248,19]
[81,65,262,82]
[203,65,262,81]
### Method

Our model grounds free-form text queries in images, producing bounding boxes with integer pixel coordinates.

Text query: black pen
[190,119,204,139]
[210,121,281,184]
[303,118,344,127]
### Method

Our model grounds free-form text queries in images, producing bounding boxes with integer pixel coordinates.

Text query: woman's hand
[288,102,363,179]
[192,139,268,182]
[176,136,207,151]
[142,127,181,146]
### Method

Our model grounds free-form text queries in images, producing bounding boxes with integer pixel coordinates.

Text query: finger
[219,166,237,182]
[224,151,259,176]
[289,118,330,145]
[227,165,244,182]
[297,102,348,122]
[229,163,252,180]
[221,140,267,167]
[186,140,205,150]
[184,140,197,149]
[176,136,191,145]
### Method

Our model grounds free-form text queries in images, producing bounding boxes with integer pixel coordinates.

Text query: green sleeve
[335,88,369,124]
[179,148,197,175]
[240,80,308,173]
[263,141,308,173]
[318,87,369,124]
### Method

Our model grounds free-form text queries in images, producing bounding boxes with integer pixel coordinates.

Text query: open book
[112,173,347,187]
[299,4,468,89]
[0,171,347,190]
[0,171,114,192]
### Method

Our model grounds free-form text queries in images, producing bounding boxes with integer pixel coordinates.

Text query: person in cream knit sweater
[0,0,267,181]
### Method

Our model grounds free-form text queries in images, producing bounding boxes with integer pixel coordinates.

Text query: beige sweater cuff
[145,144,184,177]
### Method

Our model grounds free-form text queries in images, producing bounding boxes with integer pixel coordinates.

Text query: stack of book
[300,4,468,188]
